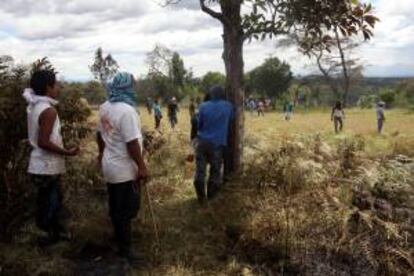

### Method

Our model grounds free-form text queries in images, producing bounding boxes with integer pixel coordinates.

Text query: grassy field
[1,108,414,275]
[137,108,414,157]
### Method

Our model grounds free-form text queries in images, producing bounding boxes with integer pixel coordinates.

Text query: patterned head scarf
[107,72,137,106]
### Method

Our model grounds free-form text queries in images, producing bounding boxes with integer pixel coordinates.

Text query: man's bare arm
[126,139,149,180]
[38,108,77,156]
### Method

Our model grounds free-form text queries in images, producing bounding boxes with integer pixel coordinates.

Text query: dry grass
[1,108,414,275]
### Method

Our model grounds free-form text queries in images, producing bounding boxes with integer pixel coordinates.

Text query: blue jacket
[197,99,234,147]
[153,104,162,119]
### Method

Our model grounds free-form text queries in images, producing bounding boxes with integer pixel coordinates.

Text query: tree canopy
[89,47,119,83]
[247,57,292,99]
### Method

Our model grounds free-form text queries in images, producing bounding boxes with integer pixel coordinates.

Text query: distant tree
[357,94,377,109]
[0,55,13,82]
[170,52,187,88]
[89,47,119,84]
[280,3,378,106]
[396,80,414,107]
[200,71,226,93]
[379,89,396,107]
[31,57,57,75]
[145,45,194,101]
[247,57,292,99]
[146,44,173,77]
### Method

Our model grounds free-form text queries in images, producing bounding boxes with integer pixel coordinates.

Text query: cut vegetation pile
[222,135,414,275]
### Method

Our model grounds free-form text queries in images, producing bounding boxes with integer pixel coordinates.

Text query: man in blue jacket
[194,86,233,203]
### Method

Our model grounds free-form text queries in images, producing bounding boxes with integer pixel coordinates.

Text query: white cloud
[0,0,413,80]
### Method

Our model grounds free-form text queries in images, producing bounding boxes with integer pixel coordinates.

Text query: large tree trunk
[221,1,244,174]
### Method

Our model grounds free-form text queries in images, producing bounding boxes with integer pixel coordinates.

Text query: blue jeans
[194,140,224,202]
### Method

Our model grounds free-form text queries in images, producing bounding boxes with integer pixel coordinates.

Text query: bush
[379,89,396,107]
[357,95,377,109]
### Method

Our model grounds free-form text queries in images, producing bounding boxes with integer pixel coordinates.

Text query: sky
[0,0,413,81]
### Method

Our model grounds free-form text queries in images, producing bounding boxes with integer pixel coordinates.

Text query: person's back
[168,102,178,116]
[99,101,143,183]
[288,102,294,113]
[198,99,233,147]
[153,102,162,118]
[193,86,233,203]
[153,101,163,131]
[376,102,386,134]
[376,105,385,120]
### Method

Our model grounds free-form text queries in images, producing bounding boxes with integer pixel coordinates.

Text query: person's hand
[66,146,79,156]
[137,165,150,184]
[134,165,150,190]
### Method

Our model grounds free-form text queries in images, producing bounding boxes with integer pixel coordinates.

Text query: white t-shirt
[98,101,143,184]
[333,108,345,118]
[28,101,65,175]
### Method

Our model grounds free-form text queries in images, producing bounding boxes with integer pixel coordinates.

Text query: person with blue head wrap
[106,72,137,107]
[97,71,149,262]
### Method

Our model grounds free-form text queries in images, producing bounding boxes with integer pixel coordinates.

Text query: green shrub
[379,89,396,107]
[357,95,377,109]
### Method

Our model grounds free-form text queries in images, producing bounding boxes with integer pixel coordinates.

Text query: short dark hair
[209,85,225,100]
[30,70,56,96]
[335,101,342,110]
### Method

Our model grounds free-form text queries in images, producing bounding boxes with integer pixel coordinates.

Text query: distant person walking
[376,101,386,134]
[153,98,163,132]
[146,97,153,115]
[167,97,179,130]
[257,101,265,117]
[194,86,233,204]
[331,101,345,134]
[97,72,149,261]
[247,98,256,115]
[24,70,79,247]
[284,101,294,121]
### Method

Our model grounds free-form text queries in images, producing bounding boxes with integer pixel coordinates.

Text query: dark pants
[107,181,140,252]
[194,140,224,202]
[155,117,161,129]
[169,115,178,129]
[31,174,64,236]
[378,119,384,134]
[334,117,343,133]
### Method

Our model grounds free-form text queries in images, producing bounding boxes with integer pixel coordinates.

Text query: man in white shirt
[96,72,149,261]
[24,70,78,246]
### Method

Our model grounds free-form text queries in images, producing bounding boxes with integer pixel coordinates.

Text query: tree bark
[315,50,340,101]
[220,1,244,174]
[334,28,350,107]
[199,0,244,174]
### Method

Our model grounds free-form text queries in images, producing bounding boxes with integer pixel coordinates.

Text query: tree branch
[200,0,224,23]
